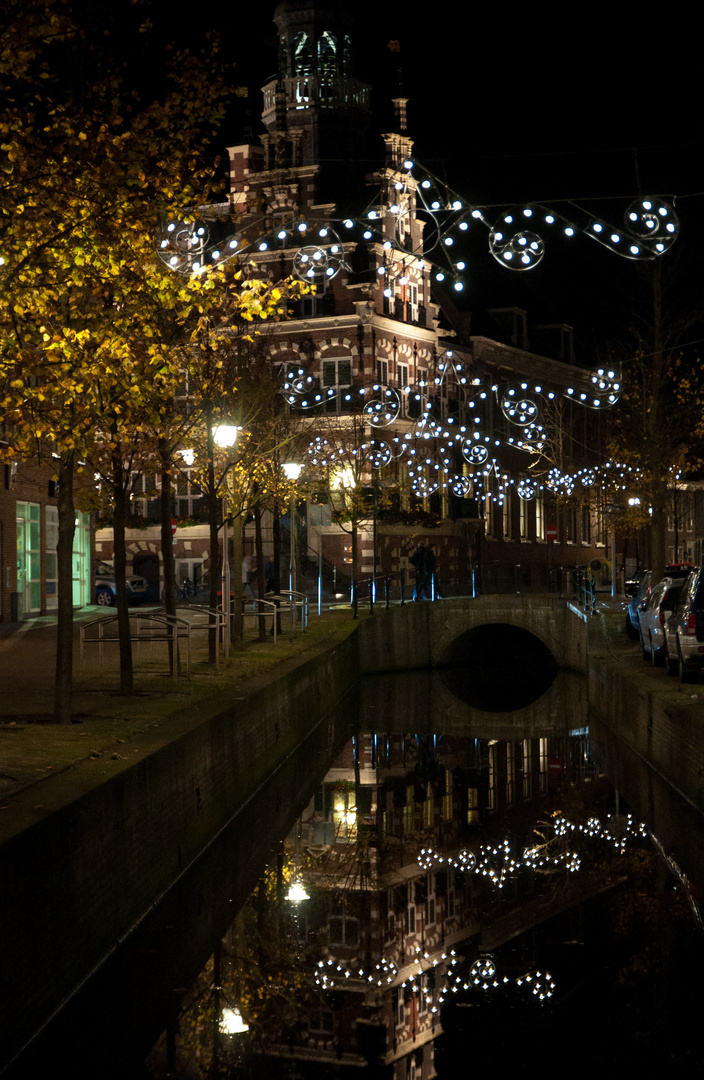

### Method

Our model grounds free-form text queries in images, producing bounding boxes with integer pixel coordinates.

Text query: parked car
[625,563,694,640]
[638,576,685,666]
[625,571,652,640]
[664,567,704,681]
[94,562,148,607]
[624,570,646,598]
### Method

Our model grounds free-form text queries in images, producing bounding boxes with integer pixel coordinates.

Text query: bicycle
[161,578,196,603]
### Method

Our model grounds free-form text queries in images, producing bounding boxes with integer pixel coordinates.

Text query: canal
[10,654,704,1078]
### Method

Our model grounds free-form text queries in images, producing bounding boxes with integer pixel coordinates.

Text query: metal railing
[236,597,280,646]
[351,570,408,618]
[80,612,192,679]
[264,589,308,630]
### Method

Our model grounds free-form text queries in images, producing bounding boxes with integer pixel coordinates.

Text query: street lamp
[213,425,239,650]
[282,461,302,594]
[220,1006,249,1034]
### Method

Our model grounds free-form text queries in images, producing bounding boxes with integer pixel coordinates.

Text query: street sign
[546,523,557,543]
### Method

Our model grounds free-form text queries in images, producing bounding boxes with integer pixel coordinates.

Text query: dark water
[137,665,704,1079]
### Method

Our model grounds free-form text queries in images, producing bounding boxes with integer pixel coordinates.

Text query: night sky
[72,0,704,357]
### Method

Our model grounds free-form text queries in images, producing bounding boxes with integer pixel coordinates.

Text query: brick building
[221,0,621,599]
[0,457,90,621]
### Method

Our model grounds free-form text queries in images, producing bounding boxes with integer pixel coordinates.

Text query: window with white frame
[322,356,352,412]
[174,469,205,519]
[129,472,159,518]
[535,489,545,540]
[376,358,389,384]
[503,491,512,538]
[593,493,604,545]
[328,910,359,947]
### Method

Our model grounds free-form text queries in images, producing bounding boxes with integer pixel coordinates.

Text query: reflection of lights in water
[285,879,310,902]
[438,954,556,1005]
[416,812,647,890]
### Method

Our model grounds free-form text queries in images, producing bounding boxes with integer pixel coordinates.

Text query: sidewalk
[0,603,359,804]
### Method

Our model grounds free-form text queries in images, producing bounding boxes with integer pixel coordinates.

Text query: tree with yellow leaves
[0,0,288,713]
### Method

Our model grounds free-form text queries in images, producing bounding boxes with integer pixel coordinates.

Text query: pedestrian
[264,557,276,594]
[410,540,429,600]
[242,554,256,602]
[426,543,439,599]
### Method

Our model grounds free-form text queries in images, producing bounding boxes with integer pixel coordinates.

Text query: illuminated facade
[224,0,621,597]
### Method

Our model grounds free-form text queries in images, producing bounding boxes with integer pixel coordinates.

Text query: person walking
[410,540,429,600]
[426,543,439,599]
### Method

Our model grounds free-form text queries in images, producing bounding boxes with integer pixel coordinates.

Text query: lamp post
[213,425,239,651]
[282,461,302,594]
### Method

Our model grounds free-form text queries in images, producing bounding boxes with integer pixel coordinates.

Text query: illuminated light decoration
[499,389,539,426]
[157,215,247,275]
[362,384,402,427]
[292,242,346,282]
[410,471,439,497]
[451,475,472,497]
[517,478,539,500]
[489,222,545,269]
[463,443,489,465]
[360,440,393,468]
[477,196,679,270]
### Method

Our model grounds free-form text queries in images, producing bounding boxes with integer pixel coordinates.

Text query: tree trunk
[54,448,76,723]
[351,517,359,613]
[160,444,178,675]
[254,503,266,641]
[232,514,244,646]
[205,408,220,663]
[112,453,134,695]
[272,498,282,634]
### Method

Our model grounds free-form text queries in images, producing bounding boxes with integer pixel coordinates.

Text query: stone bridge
[357,594,588,674]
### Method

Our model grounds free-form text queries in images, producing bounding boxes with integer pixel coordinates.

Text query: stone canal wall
[0,632,360,1073]
[587,646,704,812]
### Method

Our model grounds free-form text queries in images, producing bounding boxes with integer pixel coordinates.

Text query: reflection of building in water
[146,721,703,1079]
[254,728,601,1076]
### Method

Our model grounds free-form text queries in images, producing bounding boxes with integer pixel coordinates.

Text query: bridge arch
[358,595,588,676]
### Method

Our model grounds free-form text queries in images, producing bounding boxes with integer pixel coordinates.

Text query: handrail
[170,603,226,670]
[80,611,191,679]
[233,597,279,646]
[350,570,408,618]
[267,589,308,630]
